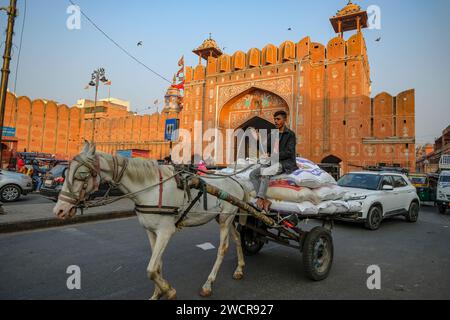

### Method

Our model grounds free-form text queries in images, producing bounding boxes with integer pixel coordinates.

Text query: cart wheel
[302,227,334,281]
[240,226,265,256]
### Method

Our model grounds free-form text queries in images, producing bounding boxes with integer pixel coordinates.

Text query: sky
[0,0,449,146]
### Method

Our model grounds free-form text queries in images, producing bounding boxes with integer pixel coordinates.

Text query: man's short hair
[274,111,288,119]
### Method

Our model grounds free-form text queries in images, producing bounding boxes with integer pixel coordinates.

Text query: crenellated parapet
[3,91,85,158]
[185,32,370,83]
[371,89,415,139]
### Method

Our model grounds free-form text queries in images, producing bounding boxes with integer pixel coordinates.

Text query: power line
[68,0,172,84]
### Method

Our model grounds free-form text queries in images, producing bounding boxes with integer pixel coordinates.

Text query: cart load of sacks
[217,157,363,215]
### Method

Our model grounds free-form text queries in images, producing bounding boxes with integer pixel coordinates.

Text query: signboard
[1,126,16,137]
[116,150,132,158]
[131,149,150,159]
[116,149,150,159]
[164,119,179,142]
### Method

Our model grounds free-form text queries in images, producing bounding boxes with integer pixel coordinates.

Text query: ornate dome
[336,0,362,17]
[196,37,220,51]
[193,34,223,60]
[163,76,182,114]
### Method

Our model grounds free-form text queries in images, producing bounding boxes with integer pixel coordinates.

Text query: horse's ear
[81,140,90,154]
[88,143,96,156]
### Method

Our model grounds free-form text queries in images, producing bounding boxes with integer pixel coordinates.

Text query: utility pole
[0,0,18,214]
[0,0,18,169]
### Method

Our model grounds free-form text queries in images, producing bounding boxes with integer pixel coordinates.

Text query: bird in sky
[137,41,143,46]
[375,37,381,42]
[287,27,293,31]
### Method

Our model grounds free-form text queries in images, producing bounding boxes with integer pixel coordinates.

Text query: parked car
[337,171,420,230]
[39,163,124,201]
[0,170,33,202]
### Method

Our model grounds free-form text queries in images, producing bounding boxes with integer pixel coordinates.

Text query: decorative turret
[193,33,223,64]
[330,1,368,37]
[163,75,182,114]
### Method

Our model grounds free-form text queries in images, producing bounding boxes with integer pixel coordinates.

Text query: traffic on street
[0,204,448,300]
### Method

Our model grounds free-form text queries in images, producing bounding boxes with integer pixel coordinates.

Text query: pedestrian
[163,156,173,165]
[17,155,25,172]
[196,160,208,176]
[32,160,45,191]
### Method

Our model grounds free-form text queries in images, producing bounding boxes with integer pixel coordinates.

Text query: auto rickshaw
[408,173,437,203]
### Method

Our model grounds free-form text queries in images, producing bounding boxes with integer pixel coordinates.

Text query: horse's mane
[93,151,174,184]
[124,156,173,184]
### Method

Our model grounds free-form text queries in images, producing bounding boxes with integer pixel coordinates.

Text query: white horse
[53,141,247,299]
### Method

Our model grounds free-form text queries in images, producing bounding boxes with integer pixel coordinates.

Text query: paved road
[0,205,449,300]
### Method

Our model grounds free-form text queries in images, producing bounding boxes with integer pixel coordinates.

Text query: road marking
[196,243,215,251]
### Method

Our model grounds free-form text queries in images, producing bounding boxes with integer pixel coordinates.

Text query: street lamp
[87,68,109,142]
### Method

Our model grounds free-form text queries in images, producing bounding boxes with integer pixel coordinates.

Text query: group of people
[16,155,56,191]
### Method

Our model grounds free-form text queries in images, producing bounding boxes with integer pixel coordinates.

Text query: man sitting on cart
[250,110,297,212]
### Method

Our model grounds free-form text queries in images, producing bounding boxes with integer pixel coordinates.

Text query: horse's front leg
[230,222,245,280]
[200,214,234,297]
[146,227,177,300]
[146,231,164,300]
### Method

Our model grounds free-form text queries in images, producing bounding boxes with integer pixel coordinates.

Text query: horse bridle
[58,155,102,207]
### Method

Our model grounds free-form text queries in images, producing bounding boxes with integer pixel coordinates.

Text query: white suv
[337,171,420,230]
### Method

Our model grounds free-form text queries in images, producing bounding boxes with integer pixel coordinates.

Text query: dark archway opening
[320,155,343,180]
[235,117,276,161]
[322,155,342,164]
[239,116,276,131]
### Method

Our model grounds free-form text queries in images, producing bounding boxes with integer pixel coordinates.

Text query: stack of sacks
[313,185,348,202]
[274,157,337,189]
[265,200,319,215]
[216,164,260,195]
[218,157,363,215]
[266,179,320,204]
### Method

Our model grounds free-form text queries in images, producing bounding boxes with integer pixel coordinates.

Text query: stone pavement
[0,195,135,233]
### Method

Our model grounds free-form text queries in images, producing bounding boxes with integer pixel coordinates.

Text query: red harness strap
[158,168,163,209]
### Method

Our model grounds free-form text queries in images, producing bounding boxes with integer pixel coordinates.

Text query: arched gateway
[219,88,290,163]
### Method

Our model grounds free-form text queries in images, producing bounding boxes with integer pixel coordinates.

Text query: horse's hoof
[233,272,244,280]
[167,289,177,300]
[200,288,212,297]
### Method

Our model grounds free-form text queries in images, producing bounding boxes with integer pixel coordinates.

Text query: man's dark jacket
[276,127,297,174]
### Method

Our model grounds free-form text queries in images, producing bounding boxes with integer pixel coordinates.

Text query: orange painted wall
[4,92,170,160]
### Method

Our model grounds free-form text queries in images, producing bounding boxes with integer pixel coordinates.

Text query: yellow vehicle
[408,173,437,203]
